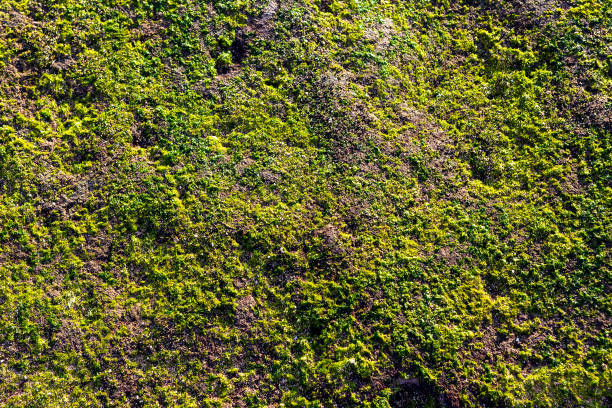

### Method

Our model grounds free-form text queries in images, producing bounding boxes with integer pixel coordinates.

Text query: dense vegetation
[0,0,610,406]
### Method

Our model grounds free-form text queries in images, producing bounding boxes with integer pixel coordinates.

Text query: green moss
[0,0,610,406]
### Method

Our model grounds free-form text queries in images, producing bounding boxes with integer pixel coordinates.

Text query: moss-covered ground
[0,0,610,406]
